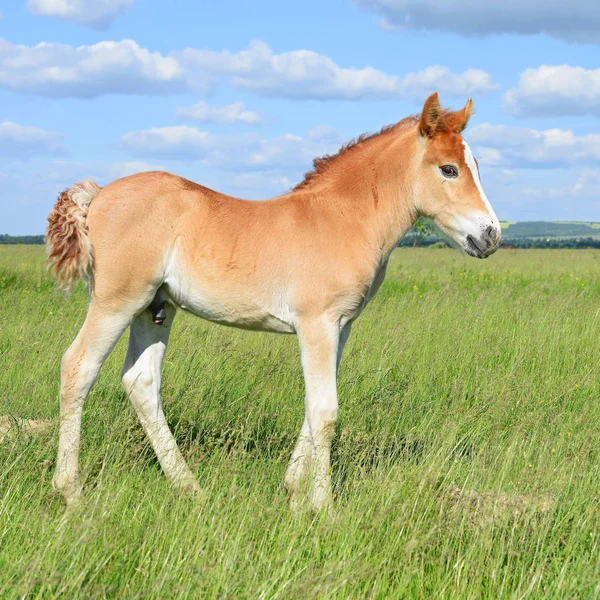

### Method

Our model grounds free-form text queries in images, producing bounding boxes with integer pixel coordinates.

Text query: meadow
[1,245,599,599]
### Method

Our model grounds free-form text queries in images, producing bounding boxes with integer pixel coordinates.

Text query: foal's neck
[291,127,419,260]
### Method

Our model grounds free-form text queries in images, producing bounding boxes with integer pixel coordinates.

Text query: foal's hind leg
[121,305,200,494]
[54,303,132,505]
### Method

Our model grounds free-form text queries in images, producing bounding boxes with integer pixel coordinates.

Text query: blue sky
[1,0,600,234]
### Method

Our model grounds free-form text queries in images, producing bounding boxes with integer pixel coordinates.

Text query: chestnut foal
[46,93,500,511]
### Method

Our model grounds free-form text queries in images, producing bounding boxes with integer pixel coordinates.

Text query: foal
[46,93,500,511]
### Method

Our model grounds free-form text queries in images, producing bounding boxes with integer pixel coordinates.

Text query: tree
[413,217,434,247]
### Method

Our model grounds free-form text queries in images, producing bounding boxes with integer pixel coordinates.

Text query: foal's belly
[164,275,296,334]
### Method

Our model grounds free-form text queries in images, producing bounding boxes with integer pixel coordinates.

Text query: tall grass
[1,246,599,598]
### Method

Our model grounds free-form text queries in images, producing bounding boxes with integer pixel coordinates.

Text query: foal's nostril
[484,225,497,247]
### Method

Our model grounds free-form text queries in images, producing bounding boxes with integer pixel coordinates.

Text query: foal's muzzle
[465,225,501,259]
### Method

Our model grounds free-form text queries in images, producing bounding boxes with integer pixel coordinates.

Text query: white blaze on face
[462,139,500,231]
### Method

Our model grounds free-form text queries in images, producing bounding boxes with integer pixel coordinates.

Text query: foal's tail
[45,180,101,292]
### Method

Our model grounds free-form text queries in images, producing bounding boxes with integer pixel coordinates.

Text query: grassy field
[1,245,599,599]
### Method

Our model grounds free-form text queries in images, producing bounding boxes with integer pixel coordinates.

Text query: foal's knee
[59,342,88,399]
[121,365,154,396]
[60,341,79,377]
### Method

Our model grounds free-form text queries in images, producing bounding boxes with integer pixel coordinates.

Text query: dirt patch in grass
[442,483,556,525]
[0,415,54,443]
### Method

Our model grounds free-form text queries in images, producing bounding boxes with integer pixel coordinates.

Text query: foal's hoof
[173,477,203,498]
[289,492,336,520]
[53,479,83,508]
[311,501,336,520]
[289,493,309,516]
[310,491,336,519]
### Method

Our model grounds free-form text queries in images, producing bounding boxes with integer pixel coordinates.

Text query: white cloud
[120,126,211,159]
[474,147,504,167]
[119,125,343,170]
[402,66,497,98]
[480,168,600,221]
[46,160,166,184]
[181,40,401,99]
[179,40,401,99]
[503,65,600,117]
[520,169,600,200]
[512,168,600,221]
[0,38,189,98]
[0,121,62,158]
[27,0,135,30]
[356,0,600,44]
[468,123,600,168]
[0,37,496,100]
[306,124,342,145]
[176,101,262,124]
[180,40,495,99]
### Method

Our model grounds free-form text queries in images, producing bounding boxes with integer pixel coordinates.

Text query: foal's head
[413,93,500,258]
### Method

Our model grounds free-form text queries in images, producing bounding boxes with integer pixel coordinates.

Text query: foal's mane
[293,110,455,191]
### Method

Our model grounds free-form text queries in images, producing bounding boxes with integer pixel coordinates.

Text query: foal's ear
[448,98,474,133]
[419,92,442,138]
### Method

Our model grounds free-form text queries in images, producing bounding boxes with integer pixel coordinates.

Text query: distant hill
[500,221,600,239]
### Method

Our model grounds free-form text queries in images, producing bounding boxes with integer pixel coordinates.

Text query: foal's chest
[346,258,390,322]
[366,259,389,302]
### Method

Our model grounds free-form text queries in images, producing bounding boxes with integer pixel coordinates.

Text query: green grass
[1,245,600,598]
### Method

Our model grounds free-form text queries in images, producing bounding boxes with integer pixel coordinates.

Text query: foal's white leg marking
[284,416,312,508]
[121,307,200,494]
[54,306,131,505]
[291,318,343,512]
[285,321,352,510]
[462,140,500,230]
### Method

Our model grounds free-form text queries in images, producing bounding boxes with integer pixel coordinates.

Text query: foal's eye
[439,165,458,179]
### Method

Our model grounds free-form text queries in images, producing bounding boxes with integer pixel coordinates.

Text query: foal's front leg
[287,317,341,512]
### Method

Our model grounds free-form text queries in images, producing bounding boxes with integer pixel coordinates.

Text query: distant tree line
[500,237,600,249]
[401,234,600,249]
[0,234,45,244]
